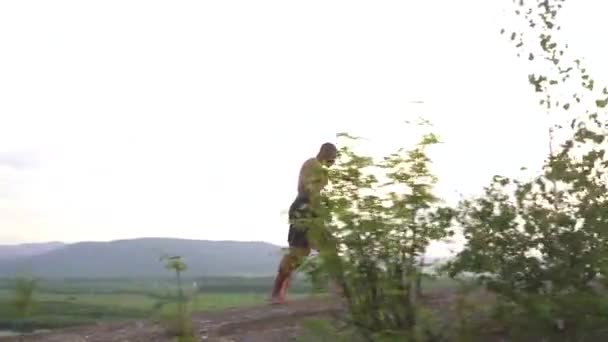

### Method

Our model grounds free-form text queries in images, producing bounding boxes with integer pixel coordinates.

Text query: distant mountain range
[0,238,283,278]
[0,241,65,260]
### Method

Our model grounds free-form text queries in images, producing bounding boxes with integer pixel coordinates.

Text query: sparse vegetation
[158,255,195,341]
[6,276,38,339]
[295,124,460,341]
[0,276,311,334]
[5,1,608,341]
[446,0,608,340]
[300,0,608,341]
[12,276,37,322]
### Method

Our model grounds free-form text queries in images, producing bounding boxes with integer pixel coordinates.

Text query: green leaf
[596,98,608,108]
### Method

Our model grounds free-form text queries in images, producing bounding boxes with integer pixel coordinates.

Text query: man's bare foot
[269,296,287,305]
[270,281,290,305]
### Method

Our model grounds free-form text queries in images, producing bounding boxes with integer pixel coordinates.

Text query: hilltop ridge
[0,238,283,278]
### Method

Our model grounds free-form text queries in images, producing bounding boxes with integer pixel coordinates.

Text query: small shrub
[159,255,196,341]
[12,276,38,320]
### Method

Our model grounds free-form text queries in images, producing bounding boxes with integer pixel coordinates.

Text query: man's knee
[279,247,310,274]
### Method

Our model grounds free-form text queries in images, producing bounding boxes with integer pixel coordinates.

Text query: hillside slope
[0,242,65,260]
[0,238,283,278]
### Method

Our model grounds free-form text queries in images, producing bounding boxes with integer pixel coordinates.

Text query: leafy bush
[446,0,608,339]
[301,1,608,339]
[301,125,456,340]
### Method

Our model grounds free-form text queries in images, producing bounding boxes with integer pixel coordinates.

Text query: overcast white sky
[1,1,606,254]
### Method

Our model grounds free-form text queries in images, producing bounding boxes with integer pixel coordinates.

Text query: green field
[0,275,458,333]
[0,276,313,332]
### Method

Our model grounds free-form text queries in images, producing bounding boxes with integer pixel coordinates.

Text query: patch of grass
[190,293,266,311]
[34,292,154,310]
[0,275,334,332]
[0,291,290,331]
[0,299,150,329]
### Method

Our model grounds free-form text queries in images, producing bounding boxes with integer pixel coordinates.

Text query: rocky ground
[11,290,602,342]
[4,297,345,342]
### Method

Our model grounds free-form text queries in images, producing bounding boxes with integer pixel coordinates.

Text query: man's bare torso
[297,157,328,200]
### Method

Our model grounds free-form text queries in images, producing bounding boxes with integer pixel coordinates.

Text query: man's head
[317,142,337,167]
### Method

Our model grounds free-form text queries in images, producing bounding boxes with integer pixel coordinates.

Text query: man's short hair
[320,142,337,153]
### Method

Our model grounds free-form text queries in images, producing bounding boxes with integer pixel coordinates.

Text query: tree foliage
[305,1,608,340]
[307,124,455,340]
[446,0,608,338]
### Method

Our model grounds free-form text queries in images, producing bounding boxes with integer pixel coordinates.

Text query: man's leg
[271,197,312,304]
[270,247,310,304]
[270,255,289,304]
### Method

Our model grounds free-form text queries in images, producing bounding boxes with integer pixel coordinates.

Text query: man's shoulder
[302,157,320,166]
[301,158,328,179]
[301,157,323,171]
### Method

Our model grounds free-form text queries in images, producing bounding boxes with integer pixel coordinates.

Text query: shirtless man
[270,142,337,304]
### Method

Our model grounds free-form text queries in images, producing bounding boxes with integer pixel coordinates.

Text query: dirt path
[5,297,344,342]
[9,288,608,342]
[6,291,526,342]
